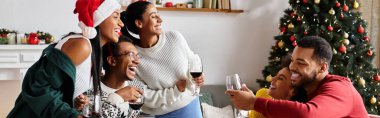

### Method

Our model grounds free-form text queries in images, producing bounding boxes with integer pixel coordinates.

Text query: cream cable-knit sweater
[135,31,197,115]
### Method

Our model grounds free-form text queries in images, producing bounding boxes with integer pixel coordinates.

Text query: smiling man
[74,35,144,118]
[226,36,368,118]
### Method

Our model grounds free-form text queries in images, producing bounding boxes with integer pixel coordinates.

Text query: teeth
[129,67,137,72]
[291,73,299,80]
[270,85,275,89]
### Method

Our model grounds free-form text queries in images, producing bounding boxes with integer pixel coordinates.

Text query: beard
[292,70,318,87]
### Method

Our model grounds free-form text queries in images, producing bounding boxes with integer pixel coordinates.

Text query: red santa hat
[74,0,121,39]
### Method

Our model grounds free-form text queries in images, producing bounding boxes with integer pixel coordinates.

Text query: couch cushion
[199,92,214,106]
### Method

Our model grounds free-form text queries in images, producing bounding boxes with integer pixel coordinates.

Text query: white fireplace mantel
[0,45,48,81]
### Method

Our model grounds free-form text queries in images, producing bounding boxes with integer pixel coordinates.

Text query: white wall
[0,0,289,90]
[161,0,289,89]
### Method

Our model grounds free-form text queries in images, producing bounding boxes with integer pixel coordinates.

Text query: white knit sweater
[135,31,197,115]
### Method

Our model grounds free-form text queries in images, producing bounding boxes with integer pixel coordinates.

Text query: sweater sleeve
[172,31,195,61]
[135,75,192,108]
[21,63,80,118]
[254,80,353,118]
[101,94,127,118]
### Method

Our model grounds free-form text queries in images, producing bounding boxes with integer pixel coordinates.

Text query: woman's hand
[115,86,143,102]
[74,94,89,111]
[176,79,187,92]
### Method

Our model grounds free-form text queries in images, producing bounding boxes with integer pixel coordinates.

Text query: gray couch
[200,85,232,107]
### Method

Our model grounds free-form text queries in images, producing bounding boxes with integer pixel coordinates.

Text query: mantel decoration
[0,28,54,45]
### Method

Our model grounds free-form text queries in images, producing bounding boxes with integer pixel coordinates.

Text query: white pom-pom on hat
[74,0,121,39]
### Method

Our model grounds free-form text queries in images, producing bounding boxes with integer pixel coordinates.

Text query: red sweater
[254,74,368,118]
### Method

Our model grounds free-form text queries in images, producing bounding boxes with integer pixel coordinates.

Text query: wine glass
[189,54,203,96]
[226,74,243,118]
[226,74,241,90]
[82,91,102,117]
[129,94,144,118]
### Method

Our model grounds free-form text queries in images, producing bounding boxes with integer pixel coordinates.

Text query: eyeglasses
[116,52,141,61]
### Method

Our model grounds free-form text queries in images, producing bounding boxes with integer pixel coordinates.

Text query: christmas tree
[257,0,380,114]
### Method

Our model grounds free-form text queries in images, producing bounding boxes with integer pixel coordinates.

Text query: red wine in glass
[190,72,202,78]
[129,102,144,110]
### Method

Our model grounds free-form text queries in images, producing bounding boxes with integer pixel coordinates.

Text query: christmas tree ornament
[339,45,346,53]
[370,96,377,104]
[363,36,369,41]
[304,31,308,35]
[280,27,286,33]
[292,41,297,47]
[327,25,333,32]
[357,25,364,34]
[358,78,365,87]
[303,0,308,4]
[367,50,373,56]
[373,74,380,81]
[335,2,341,7]
[343,5,349,12]
[353,0,359,9]
[290,35,296,42]
[290,12,296,18]
[297,16,301,21]
[329,8,335,15]
[288,23,294,30]
[314,0,320,4]
[277,40,284,48]
[339,13,344,20]
[343,32,349,38]
[343,39,350,45]
[266,75,272,82]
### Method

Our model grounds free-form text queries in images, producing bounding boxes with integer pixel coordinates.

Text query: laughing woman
[7,0,124,117]
[120,1,204,118]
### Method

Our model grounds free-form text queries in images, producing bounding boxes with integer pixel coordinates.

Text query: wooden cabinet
[0,45,48,82]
